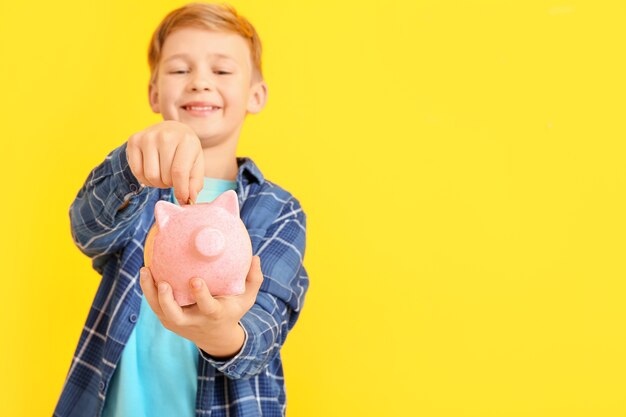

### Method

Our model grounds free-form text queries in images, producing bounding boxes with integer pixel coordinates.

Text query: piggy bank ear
[154,200,183,229]
[212,189,239,215]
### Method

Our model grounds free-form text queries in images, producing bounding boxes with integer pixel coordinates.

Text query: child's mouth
[181,106,221,116]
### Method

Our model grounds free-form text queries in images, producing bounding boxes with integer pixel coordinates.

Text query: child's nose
[189,74,215,91]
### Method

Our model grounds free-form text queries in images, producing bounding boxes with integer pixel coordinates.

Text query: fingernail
[191,278,202,289]
[158,282,168,293]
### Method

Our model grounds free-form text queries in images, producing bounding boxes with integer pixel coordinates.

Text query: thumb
[189,155,204,204]
[139,267,153,285]
[140,266,153,277]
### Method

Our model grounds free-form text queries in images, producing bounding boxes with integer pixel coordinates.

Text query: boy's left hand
[139,256,263,359]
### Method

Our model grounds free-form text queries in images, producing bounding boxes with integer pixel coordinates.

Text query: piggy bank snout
[193,226,226,259]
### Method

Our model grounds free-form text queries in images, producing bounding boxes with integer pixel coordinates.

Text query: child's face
[149,27,267,145]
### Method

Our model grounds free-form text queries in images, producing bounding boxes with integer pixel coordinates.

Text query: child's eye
[168,70,229,75]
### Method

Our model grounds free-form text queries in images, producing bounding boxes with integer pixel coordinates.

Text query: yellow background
[1,0,625,416]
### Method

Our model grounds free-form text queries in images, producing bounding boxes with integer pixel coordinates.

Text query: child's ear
[246,80,268,114]
[148,82,160,114]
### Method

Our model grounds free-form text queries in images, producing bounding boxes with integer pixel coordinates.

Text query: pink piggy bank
[143,189,252,306]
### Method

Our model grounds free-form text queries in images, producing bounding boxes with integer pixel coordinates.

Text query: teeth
[187,106,217,111]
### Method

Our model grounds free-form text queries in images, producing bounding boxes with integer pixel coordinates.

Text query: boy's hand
[126,120,205,204]
[139,256,264,359]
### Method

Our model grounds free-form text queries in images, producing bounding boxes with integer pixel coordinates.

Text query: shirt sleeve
[198,197,309,379]
[69,141,155,274]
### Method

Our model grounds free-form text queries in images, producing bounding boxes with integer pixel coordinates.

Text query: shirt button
[99,381,106,391]
[228,365,237,373]
[129,313,138,323]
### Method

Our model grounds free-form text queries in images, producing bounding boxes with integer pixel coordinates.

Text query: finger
[126,139,145,185]
[171,141,199,205]
[156,281,187,325]
[139,267,164,317]
[142,144,167,188]
[189,278,221,316]
[241,256,264,308]
[189,153,205,204]
[158,140,176,188]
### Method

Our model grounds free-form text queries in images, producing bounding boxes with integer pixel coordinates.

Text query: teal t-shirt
[101,177,238,417]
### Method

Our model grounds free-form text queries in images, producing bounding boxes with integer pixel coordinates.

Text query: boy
[53,3,309,417]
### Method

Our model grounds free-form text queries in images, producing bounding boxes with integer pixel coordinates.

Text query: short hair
[147,2,263,86]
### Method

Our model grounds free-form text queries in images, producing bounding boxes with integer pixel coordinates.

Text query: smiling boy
[53,3,309,417]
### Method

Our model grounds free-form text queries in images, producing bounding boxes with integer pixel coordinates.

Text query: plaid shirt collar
[237,156,265,185]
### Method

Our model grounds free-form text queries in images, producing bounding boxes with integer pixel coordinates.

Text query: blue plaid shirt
[53,142,309,417]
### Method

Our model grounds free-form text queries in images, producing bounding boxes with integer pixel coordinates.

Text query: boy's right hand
[126,120,205,204]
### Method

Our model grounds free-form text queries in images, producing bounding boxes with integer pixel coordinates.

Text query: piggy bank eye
[193,227,226,259]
